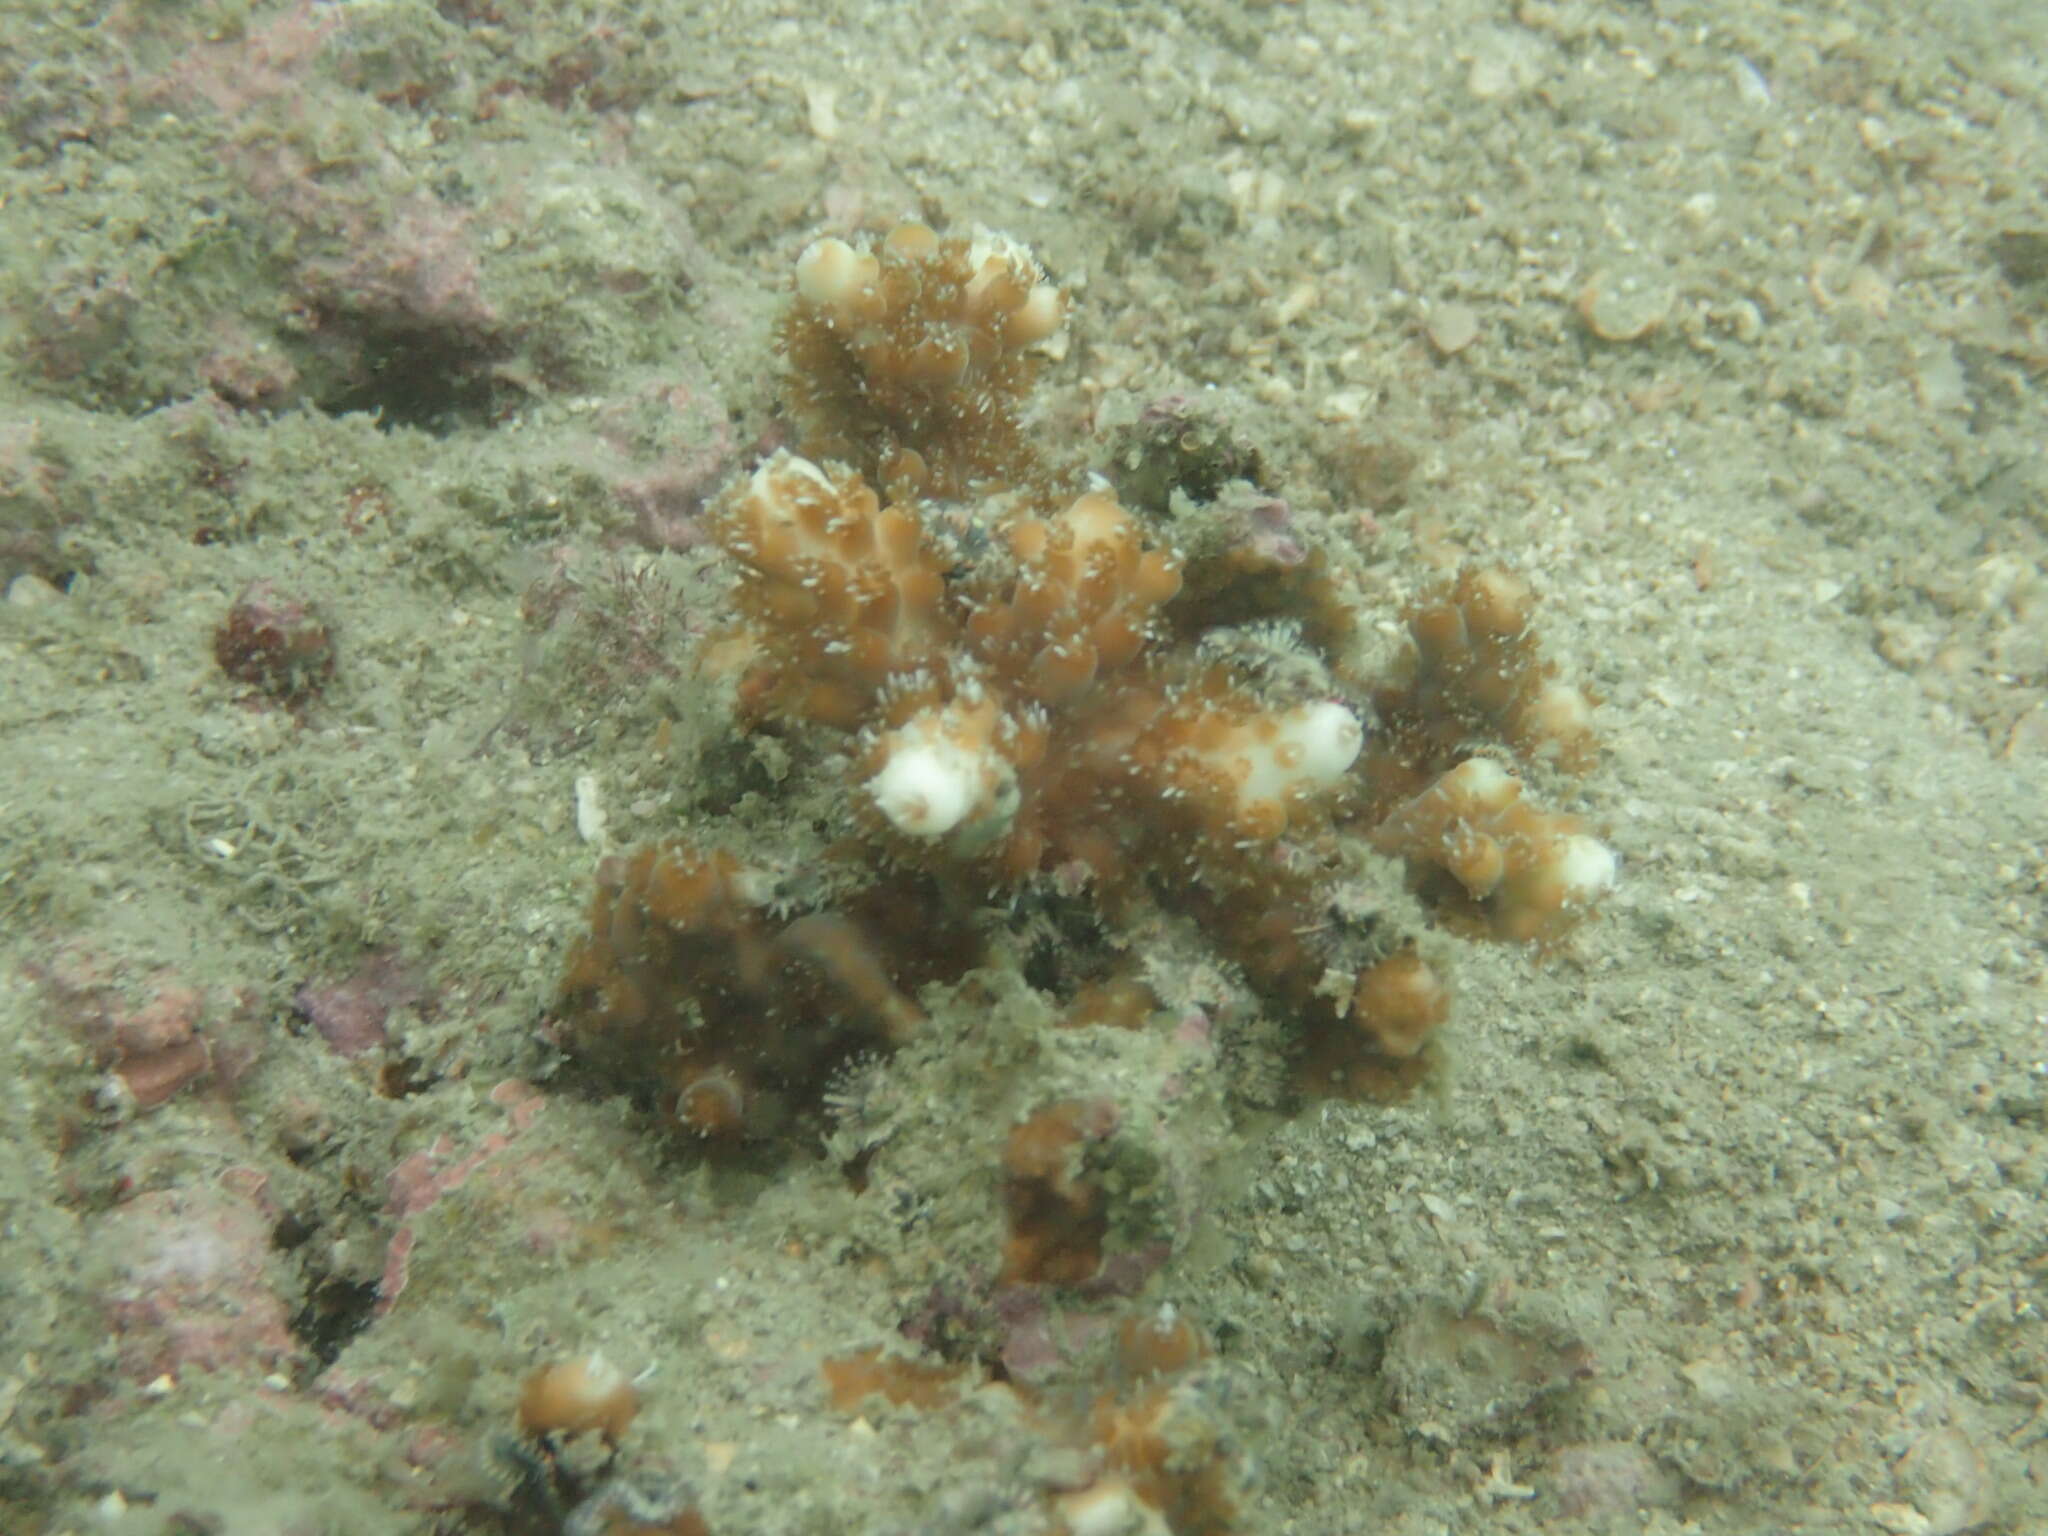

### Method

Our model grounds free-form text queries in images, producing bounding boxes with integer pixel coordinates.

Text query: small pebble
[5,573,61,607]
[1577,271,1673,342]
[1427,303,1479,355]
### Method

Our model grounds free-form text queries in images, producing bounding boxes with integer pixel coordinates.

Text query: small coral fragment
[1347,944,1451,1061]
[1372,758,1616,943]
[1062,974,1158,1032]
[913,1305,1242,1535]
[1000,1100,1116,1287]
[517,1351,641,1445]
[213,579,335,708]
[1365,567,1597,813]
[1297,942,1452,1102]
[554,841,930,1140]
[1117,1306,1210,1382]
[780,221,1065,496]
[820,1347,964,1412]
[1077,1376,1242,1536]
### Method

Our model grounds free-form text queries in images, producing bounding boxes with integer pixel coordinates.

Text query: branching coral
[554,218,1615,1149]
[1373,757,1615,945]
[1358,568,1614,946]
[542,212,1623,1536]
[1364,566,1599,813]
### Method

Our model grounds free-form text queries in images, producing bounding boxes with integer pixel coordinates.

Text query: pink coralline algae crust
[95,1183,304,1385]
[99,983,216,1110]
[1549,1439,1684,1518]
[294,949,428,1059]
[591,372,758,555]
[128,6,509,416]
[32,945,263,1113]
[143,2,345,123]
[375,1079,548,1316]
[214,580,337,710]
[147,8,487,345]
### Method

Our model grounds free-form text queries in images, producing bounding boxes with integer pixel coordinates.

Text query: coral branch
[1365,567,1598,813]
[1373,758,1616,944]
[780,222,1066,497]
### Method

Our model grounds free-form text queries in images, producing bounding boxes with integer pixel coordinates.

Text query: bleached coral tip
[1292,701,1364,782]
[867,740,977,837]
[795,237,876,309]
[1006,283,1066,347]
[1556,835,1618,901]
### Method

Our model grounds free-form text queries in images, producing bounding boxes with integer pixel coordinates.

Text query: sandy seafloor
[2,0,2045,1532]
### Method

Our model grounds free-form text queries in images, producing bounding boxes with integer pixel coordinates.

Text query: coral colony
[541,222,1615,1531]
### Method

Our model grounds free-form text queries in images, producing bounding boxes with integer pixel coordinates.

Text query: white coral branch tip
[1236,701,1364,810]
[1553,834,1618,903]
[1282,701,1366,785]
[867,736,983,837]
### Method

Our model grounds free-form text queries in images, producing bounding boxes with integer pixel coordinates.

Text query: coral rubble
[213,578,337,710]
